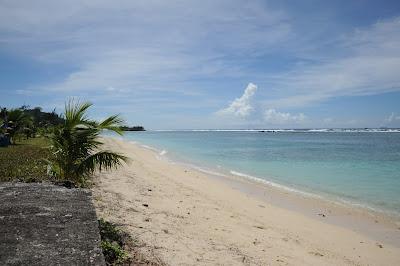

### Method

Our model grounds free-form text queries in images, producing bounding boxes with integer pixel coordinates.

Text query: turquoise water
[119,130,400,215]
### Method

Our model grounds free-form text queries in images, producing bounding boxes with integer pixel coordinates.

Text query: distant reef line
[121,126,145,131]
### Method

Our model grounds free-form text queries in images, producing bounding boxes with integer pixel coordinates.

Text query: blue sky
[1,0,400,129]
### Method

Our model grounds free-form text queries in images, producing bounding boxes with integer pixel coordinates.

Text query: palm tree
[6,108,33,144]
[48,100,128,186]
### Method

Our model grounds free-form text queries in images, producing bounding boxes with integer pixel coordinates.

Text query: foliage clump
[0,105,63,146]
[47,100,127,187]
[98,218,130,265]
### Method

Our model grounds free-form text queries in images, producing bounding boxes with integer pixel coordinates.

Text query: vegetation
[1,101,127,187]
[47,100,128,186]
[0,137,51,182]
[0,105,64,146]
[98,218,131,265]
[1,101,152,264]
[120,126,145,131]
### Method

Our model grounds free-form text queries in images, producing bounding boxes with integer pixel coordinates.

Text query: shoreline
[128,137,400,233]
[122,133,400,220]
[93,137,400,265]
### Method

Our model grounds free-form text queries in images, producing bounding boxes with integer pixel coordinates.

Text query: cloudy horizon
[1,1,400,129]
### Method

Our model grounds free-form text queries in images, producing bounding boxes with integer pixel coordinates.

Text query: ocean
[118,130,400,216]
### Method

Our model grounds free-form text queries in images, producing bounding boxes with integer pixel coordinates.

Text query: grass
[98,219,164,265]
[98,218,130,265]
[0,137,51,182]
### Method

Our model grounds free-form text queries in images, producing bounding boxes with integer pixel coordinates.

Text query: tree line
[1,101,128,187]
[0,106,64,146]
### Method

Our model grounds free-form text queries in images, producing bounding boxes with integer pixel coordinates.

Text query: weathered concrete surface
[0,183,105,265]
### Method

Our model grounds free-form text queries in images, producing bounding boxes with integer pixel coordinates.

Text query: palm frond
[64,99,93,128]
[99,114,125,135]
[77,151,128,177]
[49,100,127,186]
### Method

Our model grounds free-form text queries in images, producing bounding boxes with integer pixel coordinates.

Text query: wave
[229,171,321,199]
[188,165,228,177]
[152,128,400,133]
[125,136,400,217]
[228,171,400,216]
[140,144,160,152]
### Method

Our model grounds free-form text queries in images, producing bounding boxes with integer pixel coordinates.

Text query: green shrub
[98,218,130,265]
[98,218,123,245]
[101,240,128,265]
[48,100,127,187]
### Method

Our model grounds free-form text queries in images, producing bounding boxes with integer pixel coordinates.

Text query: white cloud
[217,83,308,126]
[0,1,290,95]
[217,83,257,118]
[2,2,400,129]
[261,17,400,109]
[384,112,400,123]
[264,109,306,125]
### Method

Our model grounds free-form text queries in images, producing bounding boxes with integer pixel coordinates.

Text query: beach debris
[309,251,324,257]
[376,243,383,248]
[162,229,169,234]
[318,213,326,217]
[144,218,150,222]
[127,207,138,213]
[142,203,149,207]
[147,189,152,192]
[254,225,264,230]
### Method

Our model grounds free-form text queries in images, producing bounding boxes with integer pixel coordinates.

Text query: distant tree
[7,108,33,144]
[48,100,128,186]
[0,107,7,120]
[120,126,145,131]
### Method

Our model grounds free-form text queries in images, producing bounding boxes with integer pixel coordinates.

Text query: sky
[1,0,400,129]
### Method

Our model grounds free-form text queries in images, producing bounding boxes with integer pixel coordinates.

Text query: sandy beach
[92,137,400,265]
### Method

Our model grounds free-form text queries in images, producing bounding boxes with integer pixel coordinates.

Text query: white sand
[93,137,400,265]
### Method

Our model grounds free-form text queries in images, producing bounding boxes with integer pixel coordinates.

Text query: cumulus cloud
[217,83,308,126]
[217,83,257,118]
[384,112,400,123]
[264,109,306,124]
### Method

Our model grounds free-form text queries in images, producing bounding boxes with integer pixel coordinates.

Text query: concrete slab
[0,183,105,265]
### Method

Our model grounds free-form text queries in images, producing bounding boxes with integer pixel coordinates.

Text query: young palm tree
[49,100,127,186]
